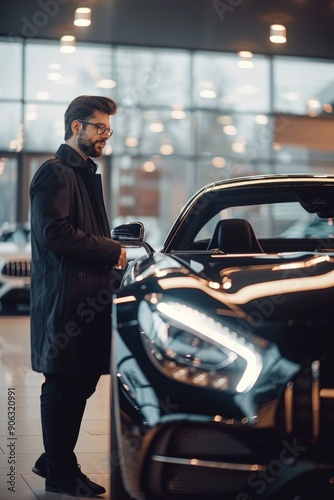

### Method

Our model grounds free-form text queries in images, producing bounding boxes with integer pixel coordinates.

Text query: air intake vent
[1,260,31,277]
[276,358,334,445]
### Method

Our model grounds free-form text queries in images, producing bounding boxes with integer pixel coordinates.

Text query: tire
[110,394,134,500]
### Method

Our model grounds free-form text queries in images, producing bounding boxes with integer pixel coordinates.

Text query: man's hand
[116,247,127,269]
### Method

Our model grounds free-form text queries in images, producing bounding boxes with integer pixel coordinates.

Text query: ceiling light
[150,121,164,133]
[96,79,117,89]
[74,7,91,27]
[60,35,76,53]
[160,144,174,155]
[307,97,321,117]
[237,51,254,69]
[254,115,268,125]
[143,161,156,173]
[237,60,254,69]
[238,51,253,58]
[211,157,226,168]
[125,136,138,147]
[232,141,246,154]
[307,97,321,109]
[223,125,237,136]
[171,104,186,119]
[199,81,216,99]
[269,24,287,44]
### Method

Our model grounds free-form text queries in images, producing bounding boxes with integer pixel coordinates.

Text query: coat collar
[55,144,98,173]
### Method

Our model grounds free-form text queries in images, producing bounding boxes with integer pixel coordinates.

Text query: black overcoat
[29,144,121,375]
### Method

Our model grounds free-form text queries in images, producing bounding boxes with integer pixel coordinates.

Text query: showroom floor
[0,314,112,499]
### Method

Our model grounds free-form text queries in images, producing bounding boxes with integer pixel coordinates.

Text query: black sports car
[110,174,334,500]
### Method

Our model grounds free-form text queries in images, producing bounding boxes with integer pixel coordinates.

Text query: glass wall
[1,38,334,247]
[0,157,17,224]
[272,57,334,173]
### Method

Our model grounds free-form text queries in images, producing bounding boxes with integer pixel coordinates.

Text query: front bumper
[117,411,334,499]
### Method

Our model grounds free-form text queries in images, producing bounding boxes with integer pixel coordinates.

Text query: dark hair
[64,95,117,140]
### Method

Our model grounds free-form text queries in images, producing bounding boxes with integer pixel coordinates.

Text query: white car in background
[0,223,31,311]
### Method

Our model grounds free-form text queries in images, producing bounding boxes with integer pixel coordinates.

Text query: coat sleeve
[30,161,121,266]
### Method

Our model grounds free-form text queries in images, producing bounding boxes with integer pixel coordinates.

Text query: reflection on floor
[0,315,112,499]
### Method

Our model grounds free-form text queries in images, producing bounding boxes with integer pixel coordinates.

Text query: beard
[77,133,104,158]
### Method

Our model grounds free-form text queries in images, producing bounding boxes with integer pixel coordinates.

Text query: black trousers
[41,372,101,475]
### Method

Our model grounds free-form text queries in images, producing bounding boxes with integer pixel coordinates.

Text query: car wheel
[111,400,134,499]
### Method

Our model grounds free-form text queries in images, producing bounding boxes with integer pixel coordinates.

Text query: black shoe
[32,452,48,478]
[46,469,106,497]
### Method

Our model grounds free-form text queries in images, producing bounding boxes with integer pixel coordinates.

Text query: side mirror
[111,222,145,241]
[111,222,155,255]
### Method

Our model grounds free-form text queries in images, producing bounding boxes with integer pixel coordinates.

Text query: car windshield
[194,202,334,242]
[164,180,334,253]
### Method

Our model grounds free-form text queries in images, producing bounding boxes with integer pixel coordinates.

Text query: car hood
[123,250,334,361]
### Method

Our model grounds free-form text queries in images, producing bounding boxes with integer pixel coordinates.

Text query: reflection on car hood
[130,250,332,294]
[123,250,334,361]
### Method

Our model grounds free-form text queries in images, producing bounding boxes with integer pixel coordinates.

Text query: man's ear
[71,120,81,136]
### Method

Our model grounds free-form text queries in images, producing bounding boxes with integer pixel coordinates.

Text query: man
[29,95,127,496]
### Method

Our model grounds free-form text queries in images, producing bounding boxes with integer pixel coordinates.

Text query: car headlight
[138,294,263,393]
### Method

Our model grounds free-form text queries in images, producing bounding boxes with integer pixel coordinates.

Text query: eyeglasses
[79,120,113,136]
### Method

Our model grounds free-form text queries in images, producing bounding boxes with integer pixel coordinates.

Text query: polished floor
[0,314,112,499]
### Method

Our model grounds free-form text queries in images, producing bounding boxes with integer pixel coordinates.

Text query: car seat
[207,218,264,253]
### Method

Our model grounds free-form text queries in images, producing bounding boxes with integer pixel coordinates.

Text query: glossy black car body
[111,174,334,500]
